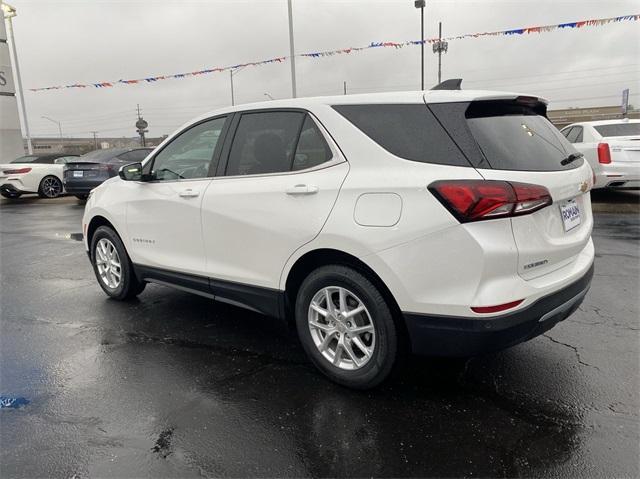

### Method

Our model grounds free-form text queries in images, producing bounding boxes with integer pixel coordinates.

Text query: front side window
[226,111,305,176]
[152,117,227,181]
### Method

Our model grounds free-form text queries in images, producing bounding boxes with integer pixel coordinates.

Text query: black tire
[295,265,398,389]
[1,191,21,199]
[75,194,89,200]
[90,225,146,300]
[38,175,63,198]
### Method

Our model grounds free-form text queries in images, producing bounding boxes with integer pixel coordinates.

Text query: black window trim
[216,107,342,179]
[142,114,232,183]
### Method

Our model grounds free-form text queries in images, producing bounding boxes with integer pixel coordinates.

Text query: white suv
[83,90,595,389]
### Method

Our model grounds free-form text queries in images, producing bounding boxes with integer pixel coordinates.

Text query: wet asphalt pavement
[1,192,638,478]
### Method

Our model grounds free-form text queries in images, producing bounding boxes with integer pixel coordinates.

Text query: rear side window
[565,126,583,143]
[594,123,640,137]
[463,101,580,171]
[292,116,332,171]
[226,111,305,176]
[332,104,470,167]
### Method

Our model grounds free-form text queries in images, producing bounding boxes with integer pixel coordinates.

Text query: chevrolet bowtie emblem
[579,181,589,193]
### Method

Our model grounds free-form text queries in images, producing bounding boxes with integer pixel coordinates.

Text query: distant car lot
[0,191,637,477]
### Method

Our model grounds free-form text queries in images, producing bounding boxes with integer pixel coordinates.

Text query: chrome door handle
[285,184,319,195]
[179,189,199,198]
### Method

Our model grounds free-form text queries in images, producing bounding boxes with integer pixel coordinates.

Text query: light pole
[42,115,63,150]
[414,0,425,90]
[2,2,32,153]
[432,21,448,84]
[229,66,247,106]
[287,0,297,98]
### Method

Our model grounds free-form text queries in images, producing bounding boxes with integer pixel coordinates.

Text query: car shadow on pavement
[81,285,582,477]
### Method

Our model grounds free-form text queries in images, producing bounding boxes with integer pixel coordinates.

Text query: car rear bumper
[0,178,34,194]
[63,179,105,194]
[403,262,594,357]
[595,163,640,188]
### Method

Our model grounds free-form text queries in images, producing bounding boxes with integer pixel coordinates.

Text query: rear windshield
[462,101,581,171]
[74,149,126,162]
[333,101,581,171]
[332,104,471,167]
[594,123,640,137]
[11,155,40,163]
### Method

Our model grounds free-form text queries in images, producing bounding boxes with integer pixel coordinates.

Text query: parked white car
[560,119,640,189]
[83,90,595,388]
[0,153,78,199]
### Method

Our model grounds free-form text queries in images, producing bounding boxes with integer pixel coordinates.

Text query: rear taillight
[3,167,32,174]
[429,180,552,223]
[597,143,611,164]
[99,164,117,175]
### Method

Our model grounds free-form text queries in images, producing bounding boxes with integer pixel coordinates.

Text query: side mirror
[119,162,143,181]
[54,158,67,164]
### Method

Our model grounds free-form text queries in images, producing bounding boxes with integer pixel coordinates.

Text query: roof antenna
[430,79,462,90]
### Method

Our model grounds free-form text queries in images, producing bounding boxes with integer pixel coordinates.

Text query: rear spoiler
[431,79,462,90]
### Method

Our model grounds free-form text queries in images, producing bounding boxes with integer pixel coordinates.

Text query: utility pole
[287,0,297,98]
[230,70,235,106]
[432,21,449,85]
[135,104,148,147]
[90,131,98,150]
[414,0,426,90]
[343,81,347,95]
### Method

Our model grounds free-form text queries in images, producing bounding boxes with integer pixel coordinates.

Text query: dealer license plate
[560,198,581,232]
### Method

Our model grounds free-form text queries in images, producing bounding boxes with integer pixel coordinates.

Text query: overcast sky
[7,0,639,139]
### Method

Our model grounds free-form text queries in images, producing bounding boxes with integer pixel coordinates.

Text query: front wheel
[90,226,146,300]
[38,175,63,198]
[295,265,398,389]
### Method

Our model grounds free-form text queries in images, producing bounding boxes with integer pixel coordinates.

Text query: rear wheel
[38,175,63,198]
[295,265,398,389]
[90,226,146,300]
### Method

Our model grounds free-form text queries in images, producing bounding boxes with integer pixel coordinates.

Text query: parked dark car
[63,147,153,199]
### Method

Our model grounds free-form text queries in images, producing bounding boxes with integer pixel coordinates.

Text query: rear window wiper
[560,152,584,166]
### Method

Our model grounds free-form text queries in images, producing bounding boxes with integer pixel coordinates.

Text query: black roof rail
[430,79,462,91]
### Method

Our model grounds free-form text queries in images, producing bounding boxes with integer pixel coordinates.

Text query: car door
[125,116,230,277]
[200,110,349,305]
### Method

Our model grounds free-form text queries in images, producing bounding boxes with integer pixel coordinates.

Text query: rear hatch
[428,97,593,280]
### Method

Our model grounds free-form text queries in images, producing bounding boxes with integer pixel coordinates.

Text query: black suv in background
[63,147,153,199]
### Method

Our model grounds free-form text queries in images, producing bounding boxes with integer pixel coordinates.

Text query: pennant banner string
[29,14,639,92]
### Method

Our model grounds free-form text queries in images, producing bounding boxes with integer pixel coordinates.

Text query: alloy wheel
[308,286,376,370]
[41,177,62,198]
[95,238,122,289]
